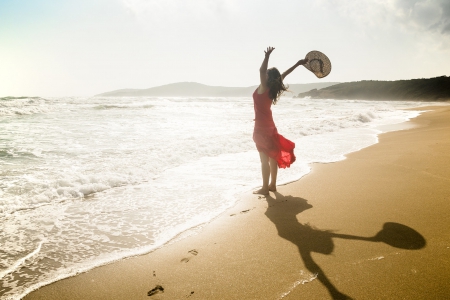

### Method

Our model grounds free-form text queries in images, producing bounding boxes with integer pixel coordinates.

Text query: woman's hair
[267,67,288,104]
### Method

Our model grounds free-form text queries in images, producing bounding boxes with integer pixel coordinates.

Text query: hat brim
[303,51,332,79]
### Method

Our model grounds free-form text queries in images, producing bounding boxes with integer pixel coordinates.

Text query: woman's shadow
[264,193,426,300]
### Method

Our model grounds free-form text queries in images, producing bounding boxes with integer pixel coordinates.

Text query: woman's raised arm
[258,47,275,93]
[281,58,309,81]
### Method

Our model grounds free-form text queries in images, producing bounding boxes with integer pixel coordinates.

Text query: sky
[1,0,449,97]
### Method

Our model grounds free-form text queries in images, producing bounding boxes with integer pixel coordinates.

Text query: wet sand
[25,106,450,300]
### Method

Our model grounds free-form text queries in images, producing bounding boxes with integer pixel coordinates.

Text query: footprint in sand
[186,291,195,298]
[230,208,255,217]
[240,207,256,214]
[148,285,164,296]
[181,249,198,263]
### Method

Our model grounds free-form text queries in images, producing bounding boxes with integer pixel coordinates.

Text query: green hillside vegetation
[296,76,450,101]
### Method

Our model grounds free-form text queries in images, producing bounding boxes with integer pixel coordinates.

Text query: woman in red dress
[253,47,308,195]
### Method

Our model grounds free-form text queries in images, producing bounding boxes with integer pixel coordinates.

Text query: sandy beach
[25,106,450,300]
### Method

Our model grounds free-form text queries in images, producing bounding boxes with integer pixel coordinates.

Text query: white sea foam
[278,270,319,299]
[0,97,53,116]
[369,256,385,261]
[0,241,43,280]
[0,96,445,299]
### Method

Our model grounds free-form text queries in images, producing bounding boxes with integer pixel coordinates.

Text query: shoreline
[9,105,418,296]
[23,105,450,299]
[5,102,423,298]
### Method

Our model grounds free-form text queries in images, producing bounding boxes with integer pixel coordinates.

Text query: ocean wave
[0,173,129,215]
[296,109,380,136]
[93,104,154,110]
[0,97,51,116]
[0,148,43,160]
[0,96,42,101]
[355,111,377,123]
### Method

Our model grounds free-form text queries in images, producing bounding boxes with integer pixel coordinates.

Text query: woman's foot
[268,184,277,192]
[253,187,269,195]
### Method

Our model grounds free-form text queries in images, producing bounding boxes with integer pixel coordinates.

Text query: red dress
[252,88,296,168]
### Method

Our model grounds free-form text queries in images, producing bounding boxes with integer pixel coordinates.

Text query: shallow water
[0,95,439,299]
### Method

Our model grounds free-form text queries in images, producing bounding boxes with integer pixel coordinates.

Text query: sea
[0,95,444,299]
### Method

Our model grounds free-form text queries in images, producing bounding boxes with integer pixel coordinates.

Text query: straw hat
[303,51,332,78]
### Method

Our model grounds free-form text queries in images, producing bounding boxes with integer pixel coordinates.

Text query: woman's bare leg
[253,152,270,195]
[268,157,278,191]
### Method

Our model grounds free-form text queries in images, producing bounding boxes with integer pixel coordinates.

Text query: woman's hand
[264,47,275,57]
[296,58,309,66]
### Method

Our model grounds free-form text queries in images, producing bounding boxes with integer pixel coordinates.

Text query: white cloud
[318,0,450,36]
[317,0,450,55]
[392,0,450,34]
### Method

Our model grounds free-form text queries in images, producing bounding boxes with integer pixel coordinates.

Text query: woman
[253,46,308,195]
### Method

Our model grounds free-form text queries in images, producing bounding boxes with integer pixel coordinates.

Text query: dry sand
[25,106,450,300]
